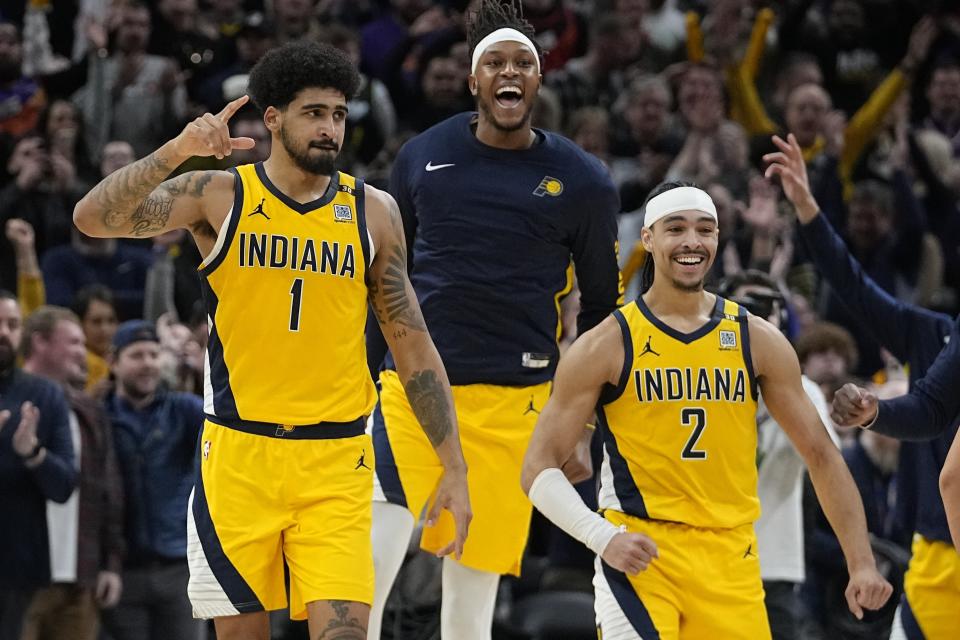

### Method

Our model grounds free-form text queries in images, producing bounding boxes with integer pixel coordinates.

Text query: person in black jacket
[0,291,76,640]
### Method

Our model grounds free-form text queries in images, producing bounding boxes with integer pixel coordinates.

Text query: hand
[903,16,937,73]
[49,152,77,191]
[5,218,36,251]
[171,95,256,161]
[426,465,472,560]
[600,531,659,575]
[831,383,879,427]
[764,134,819,224]
[844,564,893,620]
[821,110,847,157]
[741,175,780,235]
[561,425,594,484]
[1,402,41,458]
[95,571,123,608]
[769,231,794,284]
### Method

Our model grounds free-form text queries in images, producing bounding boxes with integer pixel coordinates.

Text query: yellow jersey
[198,163,377,425]
[597,295,760,529]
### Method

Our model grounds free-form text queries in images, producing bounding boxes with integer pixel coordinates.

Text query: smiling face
[469,40,541,133]
[642,210,719,293]
[266,86,346,175]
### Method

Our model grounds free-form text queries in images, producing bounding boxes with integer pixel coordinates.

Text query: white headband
[470,28,541,75]
[644,186,718,229]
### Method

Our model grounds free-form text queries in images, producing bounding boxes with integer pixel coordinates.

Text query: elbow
[72,199,106,238]
[50,472,79,504]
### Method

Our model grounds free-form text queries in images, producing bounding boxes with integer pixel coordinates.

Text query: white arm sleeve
[528,467,620,556]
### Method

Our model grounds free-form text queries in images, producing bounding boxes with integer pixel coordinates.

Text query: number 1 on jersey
[289,278,303,332]
[681,407,707,460]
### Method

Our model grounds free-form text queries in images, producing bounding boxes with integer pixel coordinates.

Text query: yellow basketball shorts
[594,511,770,640]
[187,418,374,620]
[895,534,960,640]
[372,369,550,576]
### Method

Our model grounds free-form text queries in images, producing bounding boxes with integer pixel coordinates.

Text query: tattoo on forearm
[92,151,217,235]
[405,369,452,448]
[317,600,366,640]
[368,198,428,332]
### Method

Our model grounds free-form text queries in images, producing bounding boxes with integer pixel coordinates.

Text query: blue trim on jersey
[253,162,341,214]
[737,305,759,401]
[597,405,649,519]
[355,178,371,273]
[200,282,239,419]
[371,401,408,508]
[601,559,661,639]
[635,295,723,344]
[198,167,244,277]
[900,593,926,639]
[192,459,263,613]
[599,309,633,405]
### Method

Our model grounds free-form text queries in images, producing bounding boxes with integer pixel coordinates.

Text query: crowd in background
[1,0,959,638]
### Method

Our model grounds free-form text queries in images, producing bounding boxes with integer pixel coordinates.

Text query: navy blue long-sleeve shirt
[380,113,621,386]
[798,212,954,544]
[0,369,76,588]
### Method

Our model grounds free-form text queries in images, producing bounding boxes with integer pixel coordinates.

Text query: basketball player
[72,42,470,640]
[521,178,892,639]
[770,131,959,640]
[368,1,622,638]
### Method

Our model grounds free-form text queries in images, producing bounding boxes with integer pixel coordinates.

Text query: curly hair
[247,41,360,112]
[466,0,542,63]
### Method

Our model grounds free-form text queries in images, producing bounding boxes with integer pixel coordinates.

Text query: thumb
[229,137,256,150]
[846,586,864,620]
[425,493,443,528]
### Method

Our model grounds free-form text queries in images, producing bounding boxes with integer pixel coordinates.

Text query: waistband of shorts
[205,414,366,439]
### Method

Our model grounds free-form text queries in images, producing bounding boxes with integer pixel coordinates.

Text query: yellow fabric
[902,534,960,639]
[601,512,770,639]
[599,297,760,529]
[201,164,377,424]
[840,69,906,190]
[727,64,779,136]
[84,351,109,391]
[621,241,646,292]
[685,12,704,62]
[196,420,374,618]
[742,8,774,81]
[17,272,45,317]
[376,369,550,576]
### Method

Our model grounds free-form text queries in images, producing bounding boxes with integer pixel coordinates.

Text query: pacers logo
[533,176,564,197]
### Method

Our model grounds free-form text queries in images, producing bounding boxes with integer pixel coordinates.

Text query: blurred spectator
[641,0,687,62]
[19,306,124,640]
[921,58,960,157]
[0,291,76,640]
[39,98,97,186]
[326,24,397,171]
[203,0,246,40]
[523,0,586,73]
[0,21,45,139]
[195,12,275,112]
[154,313,204,395]
[71,1,187,159]
[4,218,43,315]
[100,320,203,640]
[149,0,220,97]
[143,229,202,325]
[567,106,610,166]
[769,52,825,125]
[41,227,154,322]
[0,134,84,290]
[227,105,270,166]
[795,321,859,397]
[71,285,118,394]
[271,0,324,44]
[360,0,434,82]
[406,47,472,132]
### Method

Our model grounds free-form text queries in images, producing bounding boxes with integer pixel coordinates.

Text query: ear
[468,74,478,96]
[640,226,653,252]
[263,106,280,133]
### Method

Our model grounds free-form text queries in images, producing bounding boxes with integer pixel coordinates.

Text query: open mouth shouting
[495,84,523,109]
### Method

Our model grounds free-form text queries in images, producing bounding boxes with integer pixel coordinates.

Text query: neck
[262,151,334,201]
[643,279,713,317]
[22,359,65,386]
[474,115,535,150]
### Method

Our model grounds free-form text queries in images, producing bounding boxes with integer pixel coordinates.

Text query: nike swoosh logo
[425,161,455,172]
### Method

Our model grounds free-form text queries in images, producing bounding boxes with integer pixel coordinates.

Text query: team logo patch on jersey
[533,176,564,197]
[334,204,353,222]
[719,330,738,350]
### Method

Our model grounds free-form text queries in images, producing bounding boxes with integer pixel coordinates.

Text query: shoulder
[16,371,67,406]
[542,132,617,194]
[362,184,401,235]
[166,390,204,415]
[747,314,798,377]
[395,114,467,160]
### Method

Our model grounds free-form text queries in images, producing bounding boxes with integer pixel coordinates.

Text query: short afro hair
[247,41,360,112]
[466,0,543,65]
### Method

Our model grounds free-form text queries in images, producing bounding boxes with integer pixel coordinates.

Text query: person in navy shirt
[767,133,958,640]
[366,1,622,638]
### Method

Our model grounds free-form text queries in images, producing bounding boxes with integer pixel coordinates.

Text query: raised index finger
[217,95,250,122]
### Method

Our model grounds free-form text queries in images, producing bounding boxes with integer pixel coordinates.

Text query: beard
[477,93,534,133]
[279,125,339,175]
[669,277,705,293]
[0,337,16,374]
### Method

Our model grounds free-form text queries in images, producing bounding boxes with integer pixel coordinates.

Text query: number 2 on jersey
[289,278,303,331]
[680,407,707,460]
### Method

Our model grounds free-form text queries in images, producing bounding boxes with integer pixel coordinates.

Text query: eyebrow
[482,46,536,57]
[300,102,349,114]
[661,214,716,225]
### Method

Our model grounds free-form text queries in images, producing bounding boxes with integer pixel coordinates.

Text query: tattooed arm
[73,96,254,244]
[365,185,472,557]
